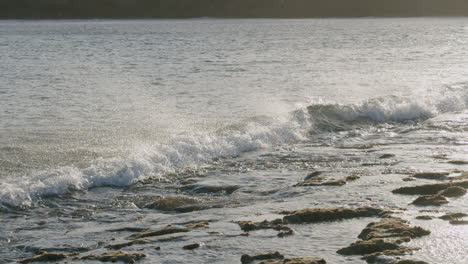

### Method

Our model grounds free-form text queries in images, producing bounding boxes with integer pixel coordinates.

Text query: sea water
[0,18,467,263]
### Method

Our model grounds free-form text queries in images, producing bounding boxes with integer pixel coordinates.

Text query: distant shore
[2,0,468,19]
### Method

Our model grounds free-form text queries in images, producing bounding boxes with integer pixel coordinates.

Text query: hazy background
[1,0,468,19]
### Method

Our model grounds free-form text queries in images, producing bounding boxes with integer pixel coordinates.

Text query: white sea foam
[1,84,467,207]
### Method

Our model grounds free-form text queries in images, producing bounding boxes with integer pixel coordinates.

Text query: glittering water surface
[0,18,467,263]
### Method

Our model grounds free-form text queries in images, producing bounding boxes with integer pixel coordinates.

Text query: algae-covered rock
[439,186,466,197]
[394,260,429,264]
[75,251,146,263]
[144,196,200,211]
[282,206,386,224]
[258,257,326,264]
[379,154,396,159]
[238,219,294,237]
[392,181,468,195]
[241,251,284,264]
[411,195,448,206]
[338,218,429,259]
[358,218,430,240]
[438,212,467,221]
[105,239,149,250]
[412,172,448,180]
[183,243,200,250]
[415,215,433,220]
[337,239,406,255]
[18,252,77,263]
[128,225,189,239]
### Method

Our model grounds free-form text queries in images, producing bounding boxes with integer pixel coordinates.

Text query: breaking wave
[1,83,467,207]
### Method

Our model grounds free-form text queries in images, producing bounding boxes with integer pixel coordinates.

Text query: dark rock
[277,228,294,237]
[18,252,77,263]
[415,215,433,220]
[448,160,468,165]
[183,243,200,250]
[379,154,396,159]
[402,177,416,182]
[346,175,361,181]
[128,225,189,239]
[304,171,323,180]
[412,172,448,180]
[182,220,210,229]
[392,181,468,195]
[438,212,467,221]
[241,251,284,264]
[364,250,418,263]
[258,257,326,264]
[238,219,289,232]
[449,220,468,225]
[439,186,466,197]
[74,251,146,263]
[282,206,386,224]
[144,196,200,211]
[411,195,448,206]
[358,218,430,240]
[337,239,406,255]
[394,260,429,264]
[181,184,240,194]
[105,239,149,250]
[338,218,429,258]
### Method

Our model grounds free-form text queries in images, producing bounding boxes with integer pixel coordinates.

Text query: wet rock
[363,249,417,263]
[181,184,240,195]
[379,154,396,159]
[304,171,323,180]
[449,220,468,225]
[392,180,468,195]
[74,251,146,263]
[282,206,386,224]
[346,175,361,181]
[438,212,467,221]
[182,220,210,229]
[448,160,468,165]
[358,218,430,240]
[394,260,429,264]
[183,243,200,250]
[108,227,147,233]
[105,239,149,250]
[128,225,189,239]
[238,219,294,237]
[18,252,77,263]
[412,172,448,180]
[411,195,448,206]
[258,257,326,264]
[402,177,416,182]
[439,186,466,197]
[277,228,294,237]
[144,196,200,211]
[241,251,284,264]
[337,239,411,255]
[415,215,433,220]
[338,218,429,259]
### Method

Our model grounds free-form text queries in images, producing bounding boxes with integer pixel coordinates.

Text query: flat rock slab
[282,206,386,224]
[241,251,284,264]
[392,181,468,195]
[128,225,189,239]
[358,218,430,240]
[338,218,429,259]
[18,252,78,263]
[439,186,466,197]
[74,251,146,263]
[412,172,448,180]
[411,195,448,206]
[258,257,327,264]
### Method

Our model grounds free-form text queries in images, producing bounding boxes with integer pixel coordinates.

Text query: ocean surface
[0,18,467,263]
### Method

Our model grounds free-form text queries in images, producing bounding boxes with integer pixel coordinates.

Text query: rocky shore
[16,166,467,264]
